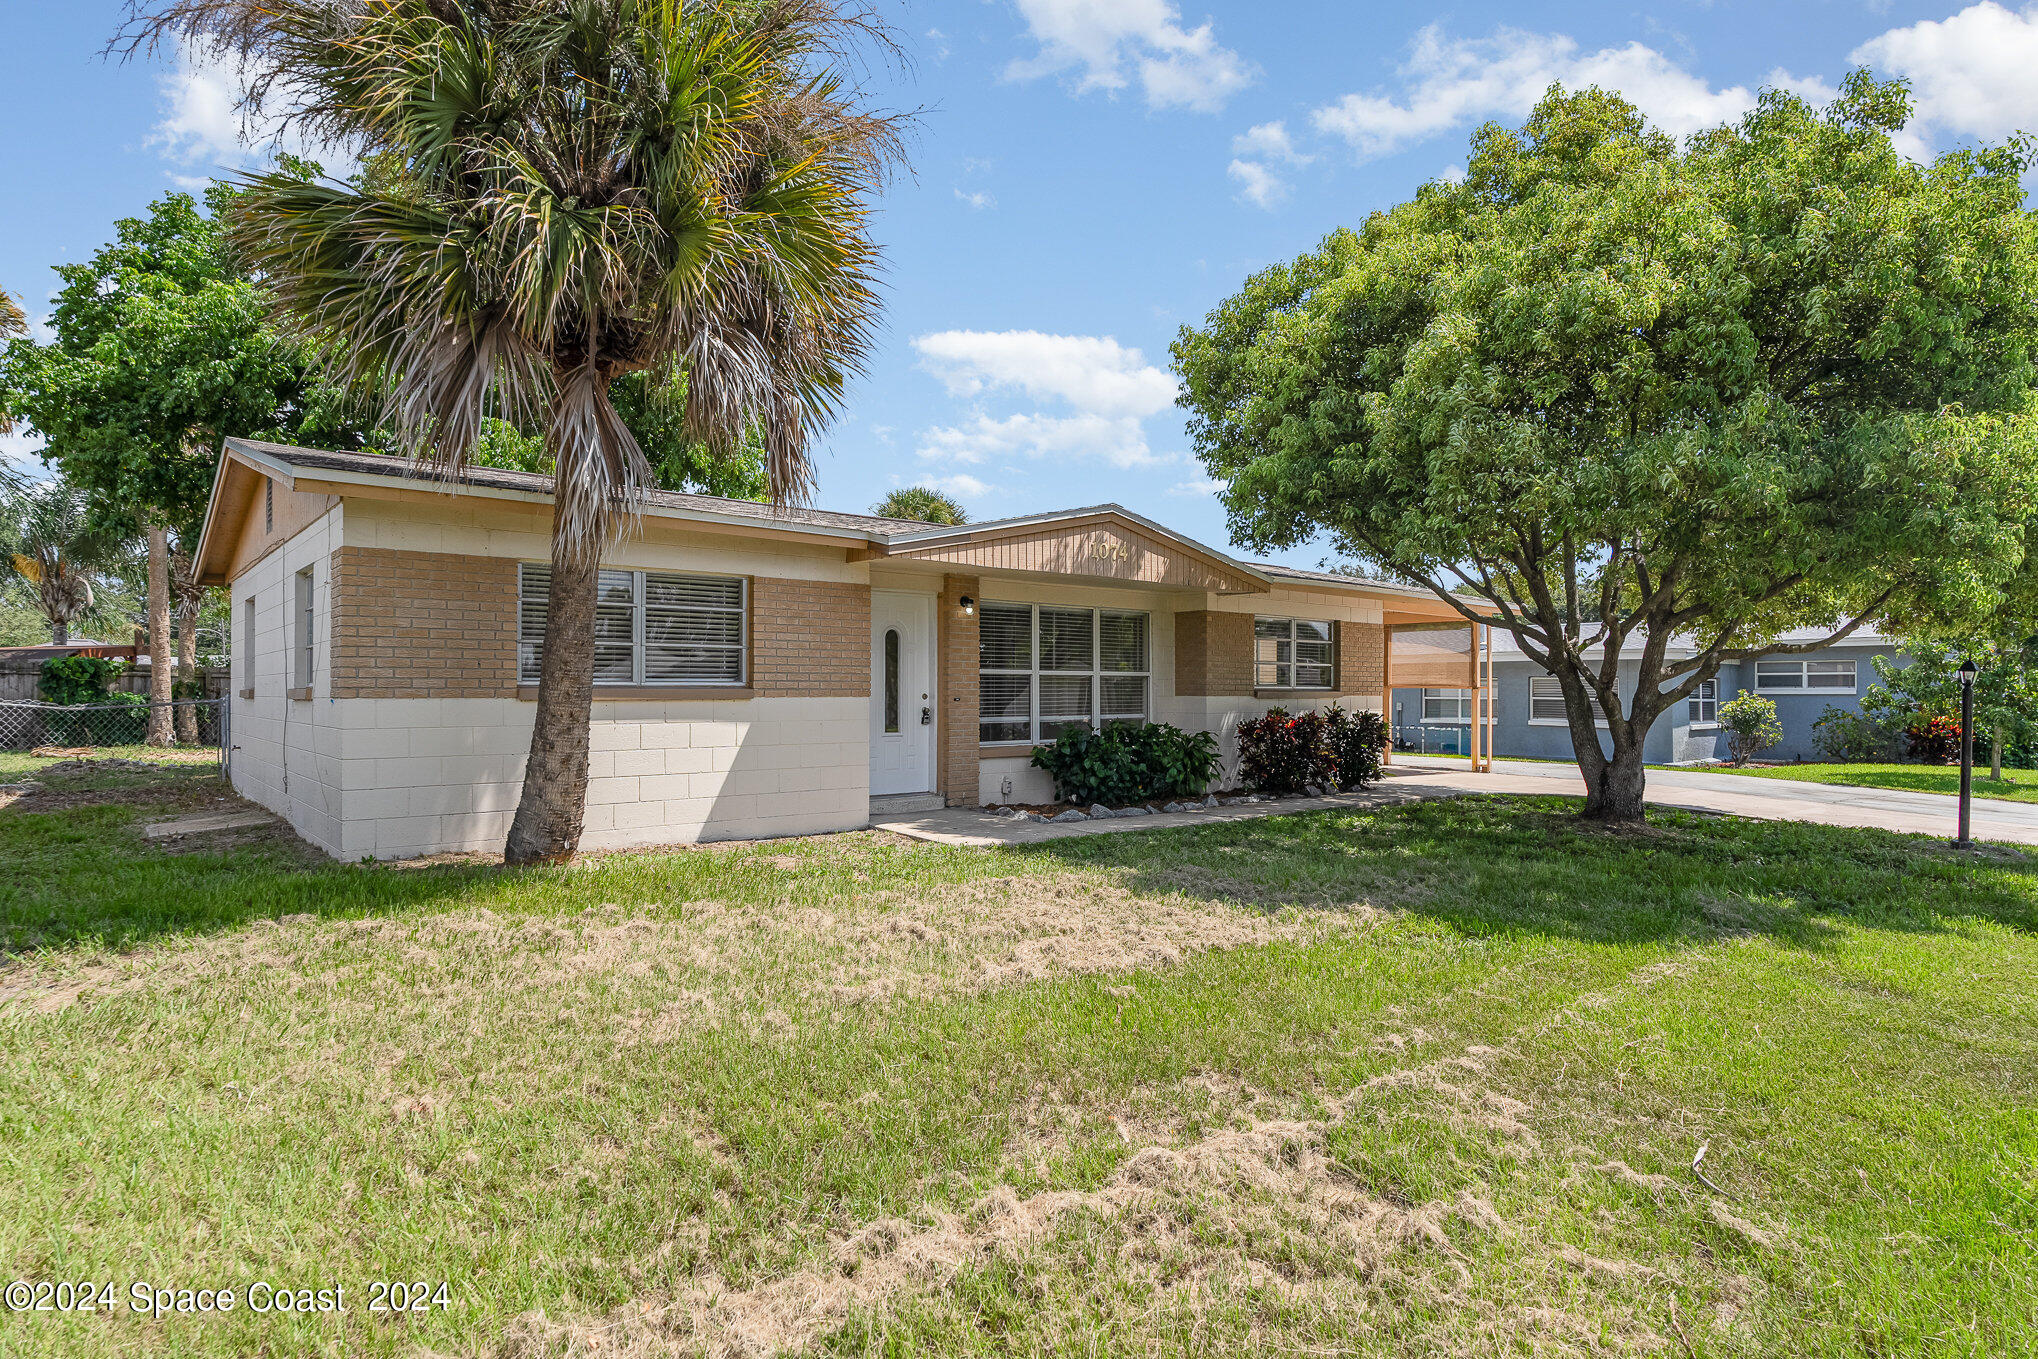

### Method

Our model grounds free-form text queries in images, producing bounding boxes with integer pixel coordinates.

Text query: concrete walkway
[873,757,2038,847]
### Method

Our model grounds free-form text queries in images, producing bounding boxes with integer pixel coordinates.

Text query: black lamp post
[1954,656,1979,849]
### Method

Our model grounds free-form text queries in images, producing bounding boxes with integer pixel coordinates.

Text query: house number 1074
[1090,541,1130,562]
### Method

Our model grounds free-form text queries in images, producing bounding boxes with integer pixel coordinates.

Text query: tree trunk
[503,507,599,865]
[1992,720,2004,781]
[1579,739,1648,823]
[51,619,68,646]
[172,550,201,743]
[145,524,175,746]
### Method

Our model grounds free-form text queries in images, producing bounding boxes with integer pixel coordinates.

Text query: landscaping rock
[1202,795,1219,809]
[1051,809,1088,823]
[1162,801,1188,813]
[1117,806,1151,817]
[1087,804,1115,819]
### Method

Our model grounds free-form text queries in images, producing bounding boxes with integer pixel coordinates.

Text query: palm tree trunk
[51,618,68,646]
[503,504,599,865]
[145,524,174,746]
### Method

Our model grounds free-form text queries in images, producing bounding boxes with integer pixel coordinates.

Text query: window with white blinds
[519,564,746,686]
[979,602,1149,744]
[1254,617,1333,689]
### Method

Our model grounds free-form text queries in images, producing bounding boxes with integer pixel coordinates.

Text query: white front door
[870,591,935,796]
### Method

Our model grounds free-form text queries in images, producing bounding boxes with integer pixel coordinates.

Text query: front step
[870,792,946,817]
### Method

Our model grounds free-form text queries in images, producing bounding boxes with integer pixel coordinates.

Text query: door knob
[921,706,932,725]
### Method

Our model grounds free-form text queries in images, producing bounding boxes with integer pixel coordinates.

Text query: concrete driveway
[1386,756,2038,846]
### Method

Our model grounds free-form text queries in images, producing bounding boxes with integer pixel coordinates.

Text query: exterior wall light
[959,595,975,616]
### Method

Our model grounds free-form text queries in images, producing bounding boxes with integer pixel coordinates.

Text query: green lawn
[2,764,2034,1357]
[1708,760,2038,803]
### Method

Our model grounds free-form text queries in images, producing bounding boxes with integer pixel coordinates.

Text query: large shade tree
[872,485,968,524]
[126,0,901,863]
[1175,78,2038,821]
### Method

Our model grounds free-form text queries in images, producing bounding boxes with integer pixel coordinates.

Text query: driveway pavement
[1384,756,2038,845]
[873,757,2038,848]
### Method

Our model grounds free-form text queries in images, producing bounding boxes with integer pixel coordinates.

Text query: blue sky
[5,1,2036,568]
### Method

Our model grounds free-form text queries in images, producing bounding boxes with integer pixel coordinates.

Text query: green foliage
[1027,722,1221,806]
[1717,692,1783,766]
[1174,74,2038,806]
[38,655,125,704]
[1236,705,1389,794]
[1863,638,2038,770]
[0,181,375,544]
[1812,706,1903,763]
[872,486,969,525]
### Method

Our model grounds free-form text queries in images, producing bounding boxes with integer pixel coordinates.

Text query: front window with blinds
[980,603,1149,744]
[1255,617,1332,689]
[519,564,746,686]
[1754,658,1857,694]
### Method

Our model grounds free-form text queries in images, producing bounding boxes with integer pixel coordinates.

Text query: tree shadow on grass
[1012,794,2038,954]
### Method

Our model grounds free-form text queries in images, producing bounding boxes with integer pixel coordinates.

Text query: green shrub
[38,655,125,705]
[1236,705,1389,794]
[1718,692,1783,766]
[1029,721,1221,807]
[1811,706,1901,762]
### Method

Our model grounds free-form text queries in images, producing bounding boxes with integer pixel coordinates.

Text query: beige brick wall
[1174,609,1254,697]
[330,546,518,700]
[938,573,980,806]
[1337,621,1386,697]
[752,578,870,698]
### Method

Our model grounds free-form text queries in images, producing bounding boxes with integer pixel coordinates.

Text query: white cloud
[1166,475,1223,497]
[1232,120,1311,164]
[954,187,997,210]
[1227,120,1313,209]
[1310,24,1807,163]
[910,328,1185,473]
[1006,0,1254,112]
[916,412,1171,470]
[913,330,1176,421]
[925,27,951,62]
[1227,158,1288,209]
[1850,3,2038,157]
[925,473,994,499]
[150,40,355,178]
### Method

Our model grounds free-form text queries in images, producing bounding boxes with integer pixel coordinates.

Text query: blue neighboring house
[1390,627,1900,764]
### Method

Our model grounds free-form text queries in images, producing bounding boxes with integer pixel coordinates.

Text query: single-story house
[1389,625,1900,764]
[191,440,1469,859]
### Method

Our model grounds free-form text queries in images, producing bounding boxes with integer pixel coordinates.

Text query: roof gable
[860,510,1270,594]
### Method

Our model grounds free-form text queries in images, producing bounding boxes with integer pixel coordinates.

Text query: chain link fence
[0,698,227,772]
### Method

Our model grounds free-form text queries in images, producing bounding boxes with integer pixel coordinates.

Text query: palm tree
[872,486,968,525]
[0,288,25,436]
[1,479,121,645]
[125,0,903,863]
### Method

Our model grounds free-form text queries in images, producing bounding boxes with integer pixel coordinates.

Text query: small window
[242,596,254,693]
[264,478,274,534]
[1254,617,1333,689]
[293,566,314,688]
[883,628,900,733]
[519,563,746,686]
[1688,678,1719,727]
[1529,675,1568,724]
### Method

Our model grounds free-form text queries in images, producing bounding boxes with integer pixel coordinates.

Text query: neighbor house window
[1529,676,1567,724]
[293,566,314,689]
[1754,658,1856,694]
[979,603,1149,744]
[1688,679,1719,727]
[518,563,747,686]
[1255,617,1333,689]
[1421,683,1496,723]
